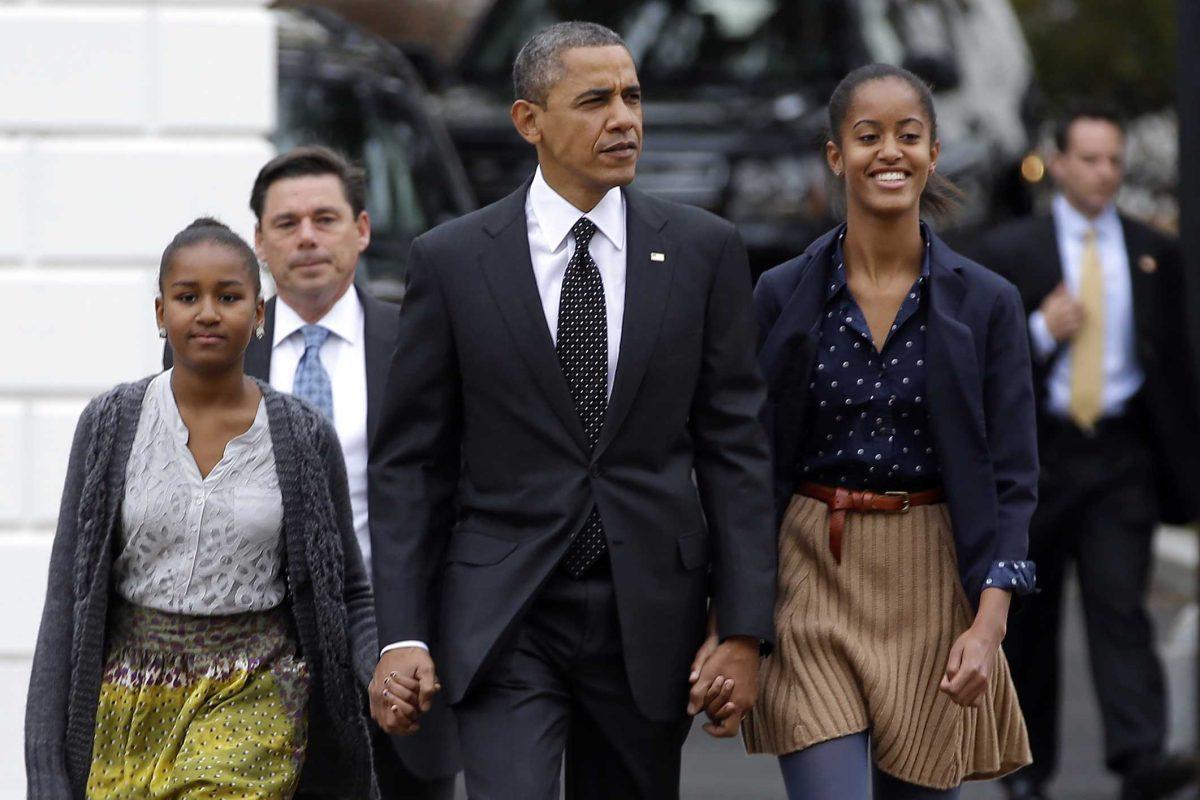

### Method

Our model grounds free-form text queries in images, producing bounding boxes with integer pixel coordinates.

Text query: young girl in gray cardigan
[25,218,379,799]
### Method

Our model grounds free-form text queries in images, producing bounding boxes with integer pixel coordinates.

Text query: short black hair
[249,145,367,222]
[513,21,627,106]
[158,217,261,296]
[1054,101,1125,153]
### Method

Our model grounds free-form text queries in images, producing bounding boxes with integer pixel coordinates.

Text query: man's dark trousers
[453,567,692,798]
[1004,416,1164,783]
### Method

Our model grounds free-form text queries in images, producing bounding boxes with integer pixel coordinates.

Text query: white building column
[0,3,276,793]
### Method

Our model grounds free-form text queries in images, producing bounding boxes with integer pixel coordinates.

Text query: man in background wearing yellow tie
[976,104,1200,800]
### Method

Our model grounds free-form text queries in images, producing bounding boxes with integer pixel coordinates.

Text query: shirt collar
[274,286,364,347]
[1052,193,1119,242]
[156,368,268,450]
[155,369,190,446]
[826,222,932,302]
[528,166,626,253]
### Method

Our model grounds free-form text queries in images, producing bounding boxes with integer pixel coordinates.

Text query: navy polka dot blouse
[794,225,1036,594]
[797,225,941,493]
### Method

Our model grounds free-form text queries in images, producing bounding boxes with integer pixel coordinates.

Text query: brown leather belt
[797,482,945,564]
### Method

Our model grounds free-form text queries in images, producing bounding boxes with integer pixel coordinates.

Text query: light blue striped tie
[293,324,333,419]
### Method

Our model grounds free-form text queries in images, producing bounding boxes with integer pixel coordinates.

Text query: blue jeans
[779,733,963,800]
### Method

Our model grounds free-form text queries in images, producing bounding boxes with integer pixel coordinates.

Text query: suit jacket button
[590,464,602,478]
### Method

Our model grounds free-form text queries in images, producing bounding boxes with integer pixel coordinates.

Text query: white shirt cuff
[1028,311,1057,362]
[380,640,429,657]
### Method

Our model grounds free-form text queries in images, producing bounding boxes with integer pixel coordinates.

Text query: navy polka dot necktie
[557,217,609,578]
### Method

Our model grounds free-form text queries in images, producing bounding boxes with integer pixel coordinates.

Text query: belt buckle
[884,491,910,512]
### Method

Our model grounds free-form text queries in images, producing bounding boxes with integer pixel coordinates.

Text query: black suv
[275,7,476,299]
[435,0,1037,274]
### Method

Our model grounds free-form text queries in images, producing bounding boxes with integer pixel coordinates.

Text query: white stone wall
[0,3,276,794]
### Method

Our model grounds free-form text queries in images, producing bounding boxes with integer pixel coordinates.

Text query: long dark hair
[827,63,963,219]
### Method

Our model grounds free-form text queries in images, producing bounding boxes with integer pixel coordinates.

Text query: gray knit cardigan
[24,375,380,800]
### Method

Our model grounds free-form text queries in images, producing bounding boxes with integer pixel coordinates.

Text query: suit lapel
[359,287,399,441]
[755,231,835,483]
[758,229,845,391]
[594,189,671,458]
[478,182,590,454]
[1032,216,1064,295]
[925,237,984,446]
[243,297,274,381]
[1120,216,1155,347]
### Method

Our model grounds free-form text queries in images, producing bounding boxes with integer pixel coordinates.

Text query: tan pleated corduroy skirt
[743,494,1031,789]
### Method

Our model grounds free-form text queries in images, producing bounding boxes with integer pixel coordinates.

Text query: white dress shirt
[271,289,372,571]
[382,170,630,658]
[1029,194,1144,418]
[527,166,627,396]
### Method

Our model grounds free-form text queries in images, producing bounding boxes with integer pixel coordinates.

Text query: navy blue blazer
[755,227,1038,607]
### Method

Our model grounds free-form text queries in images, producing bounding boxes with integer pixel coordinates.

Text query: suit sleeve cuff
[381,640,429,657]
[1028,311,1057,362]
[983,559,1037,595]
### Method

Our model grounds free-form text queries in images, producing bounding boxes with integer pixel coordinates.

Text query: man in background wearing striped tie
[975,104,1200,800]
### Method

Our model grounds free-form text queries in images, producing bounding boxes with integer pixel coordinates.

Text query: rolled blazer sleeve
[688,226,777,646]
[982,281,1039,593]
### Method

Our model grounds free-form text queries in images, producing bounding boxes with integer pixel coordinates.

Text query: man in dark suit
[976,106,1200,800]
[367,22,776,799]
[168,146,460,800]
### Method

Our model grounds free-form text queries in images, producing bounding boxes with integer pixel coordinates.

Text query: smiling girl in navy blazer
[742,64,1037,800]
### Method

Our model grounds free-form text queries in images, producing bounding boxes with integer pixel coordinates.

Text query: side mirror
[902,54,961,91]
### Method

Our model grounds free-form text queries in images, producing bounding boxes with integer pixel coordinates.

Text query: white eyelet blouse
[114,370,286,615]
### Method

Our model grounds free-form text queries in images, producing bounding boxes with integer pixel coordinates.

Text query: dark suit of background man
[975,107,1200,800]
[367,21,777,800]
[169,146,460,800]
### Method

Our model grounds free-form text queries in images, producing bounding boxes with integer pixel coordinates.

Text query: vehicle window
[276,68,463,287]
[464,0,857,93]
[857,0,958,65]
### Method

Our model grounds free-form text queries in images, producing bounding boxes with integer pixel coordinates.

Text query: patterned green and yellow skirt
[87,601,310,800]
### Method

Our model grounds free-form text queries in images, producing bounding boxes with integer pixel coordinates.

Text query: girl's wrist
[970,617,1006,647]
[971,588,1011,644]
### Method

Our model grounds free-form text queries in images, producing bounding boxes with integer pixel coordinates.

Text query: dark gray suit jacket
[166,284,461,780]
[369,181,777,722]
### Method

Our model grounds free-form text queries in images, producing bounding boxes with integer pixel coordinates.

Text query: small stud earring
[255,323,265,340]
[158,328,167,339]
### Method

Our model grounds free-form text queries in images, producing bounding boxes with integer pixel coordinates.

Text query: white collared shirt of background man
[1028,194,1144,419]
[271,288,372,570]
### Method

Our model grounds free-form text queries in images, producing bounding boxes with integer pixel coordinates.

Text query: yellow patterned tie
[1068,229,1104,430]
